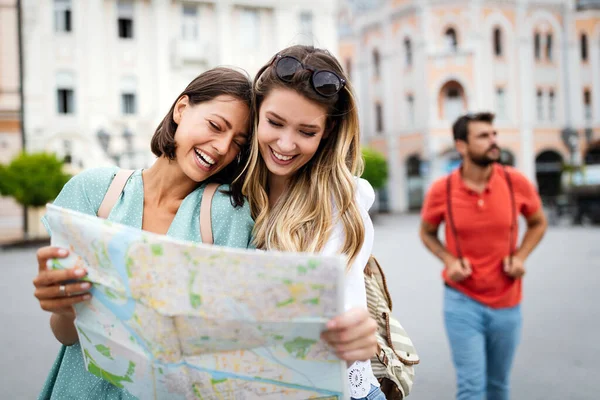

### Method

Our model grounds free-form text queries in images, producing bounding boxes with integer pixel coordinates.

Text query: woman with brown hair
[33,67,255,399]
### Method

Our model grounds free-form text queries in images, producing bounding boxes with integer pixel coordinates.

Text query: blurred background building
[18,0,338,171]
[1,0,599,240]
[339,0,600,212]
[0,0,23,242]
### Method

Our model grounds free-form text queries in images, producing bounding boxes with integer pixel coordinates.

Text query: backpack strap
[97,169,135,219]
[366,256,394,311]
[199,183,219,245]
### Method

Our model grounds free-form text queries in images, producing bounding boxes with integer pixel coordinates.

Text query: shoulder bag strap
[501,166,517,262]
[446,174,465,267]
[97,169,135,219]
[199,183,219,245]
[369,256,394,311]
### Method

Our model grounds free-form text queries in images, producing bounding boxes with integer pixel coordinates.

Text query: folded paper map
[45,204,347,399]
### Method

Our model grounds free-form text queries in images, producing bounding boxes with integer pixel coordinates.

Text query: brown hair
[452,112,495,142]
[151,67,253,206]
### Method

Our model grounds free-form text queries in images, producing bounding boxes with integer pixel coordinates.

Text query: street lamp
[96,128,122,165]
[97,128,110,154]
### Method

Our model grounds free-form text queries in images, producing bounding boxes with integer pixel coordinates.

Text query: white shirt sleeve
[320,178,375,310]
[319,178,380,396]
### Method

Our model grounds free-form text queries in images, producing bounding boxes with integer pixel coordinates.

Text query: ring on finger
[59,284,67,297]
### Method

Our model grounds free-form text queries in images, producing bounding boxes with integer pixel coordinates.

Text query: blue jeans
[351,384,386,400]
[444,286,522,400]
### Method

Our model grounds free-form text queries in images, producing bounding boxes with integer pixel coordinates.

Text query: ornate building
[339,0,600,212]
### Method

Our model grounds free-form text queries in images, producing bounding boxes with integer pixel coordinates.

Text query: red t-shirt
[421,163,542,308]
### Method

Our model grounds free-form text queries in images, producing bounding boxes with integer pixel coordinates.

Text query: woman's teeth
[272,149,294,161]
[194,149,215,168]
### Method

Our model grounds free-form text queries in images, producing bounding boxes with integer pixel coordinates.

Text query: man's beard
[467,146,500,167]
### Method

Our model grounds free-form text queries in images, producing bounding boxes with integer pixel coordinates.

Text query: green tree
[2,152,70,207]
[0,164,8,195]
[361,148,388,190]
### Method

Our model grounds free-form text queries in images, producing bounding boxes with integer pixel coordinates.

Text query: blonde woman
[241,45,383,400]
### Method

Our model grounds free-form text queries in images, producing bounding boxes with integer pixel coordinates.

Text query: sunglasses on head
[269,54,346,97]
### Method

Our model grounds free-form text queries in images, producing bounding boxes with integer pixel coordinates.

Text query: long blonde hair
[241,45,365,268]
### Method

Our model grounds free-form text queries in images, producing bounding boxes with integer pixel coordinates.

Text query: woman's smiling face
[173,95,250,182]
[256,87,328,180]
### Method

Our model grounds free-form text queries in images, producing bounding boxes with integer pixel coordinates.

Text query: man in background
[419,112,547,400]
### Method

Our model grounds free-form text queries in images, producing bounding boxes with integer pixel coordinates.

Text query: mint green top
[39,167,254,399]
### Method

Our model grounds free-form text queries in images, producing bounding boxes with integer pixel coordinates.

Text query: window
[57,89,74,114]
[121,94,136,115]
[496,88,506,120]
[299,11,313,45]
[584,89,592,121]
[118,0,134,39]
[56,71,75,115]
[581,33,589,62]
[549,90,556,122]
[375,103,383,133]
[182,4,198,40]
[546,33,553,61]
[444,28,458,52]
[407,94,415,127]
[121,77,137,115]
[536,89,544,121]
[445,87,463,121]
[534,32,541,60]
[240,8,259,50]
[54,0,72,33]
[493,28,503,57]
[404,38,412,67]
[373,49,381,78]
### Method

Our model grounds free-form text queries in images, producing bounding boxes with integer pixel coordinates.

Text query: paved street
[1,213,599,399]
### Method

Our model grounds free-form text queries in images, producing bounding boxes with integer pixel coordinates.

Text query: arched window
[534,32,541,60]
[404,38,412,66]
[439,80,466,121]
[445,28,458,52]
[581,33,588,61]
[373,49,381,78]
[493,27,503,56]
[535,150,564,198]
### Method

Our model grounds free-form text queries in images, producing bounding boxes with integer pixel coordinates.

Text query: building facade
[20,0,338,171]
[0,0,23,242]
[339,0,600,212]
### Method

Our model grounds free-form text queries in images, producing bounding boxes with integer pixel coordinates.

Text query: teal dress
[38,167,254,400]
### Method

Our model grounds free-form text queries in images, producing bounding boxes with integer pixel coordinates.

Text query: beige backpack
[365,256,420,399]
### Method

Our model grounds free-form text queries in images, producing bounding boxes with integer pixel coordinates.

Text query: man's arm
[419,221,456,266]
[514,208,547,260]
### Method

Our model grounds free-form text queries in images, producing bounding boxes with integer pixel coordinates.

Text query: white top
[321,178,379,397]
